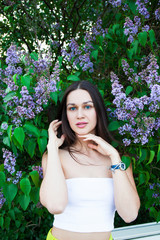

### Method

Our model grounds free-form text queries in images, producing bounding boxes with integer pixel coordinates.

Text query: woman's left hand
[78,134,119,159]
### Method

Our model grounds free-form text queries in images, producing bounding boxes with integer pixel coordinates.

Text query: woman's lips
[76,122,88,128]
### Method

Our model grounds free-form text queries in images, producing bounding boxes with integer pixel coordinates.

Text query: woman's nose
[77,108,84,118]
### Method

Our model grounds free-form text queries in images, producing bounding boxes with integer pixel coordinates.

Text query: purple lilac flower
[142,25,150,32]
[155,8,160,21]
[124,17,139,43]
[34,61,59,110]
[6,45,20,65]
[3,148,16,174]
[122,3,128,11]
[110,61,160,146]
[0,190,6,209]
[1,122,8,130]
[32,166,43,179]
[2,148,22,184]
[61,18,106,72]
[109,0,121,7]
[123,138,131,146]
[12,171,22,184]
[136,0,150,19]
[33,57,51,73]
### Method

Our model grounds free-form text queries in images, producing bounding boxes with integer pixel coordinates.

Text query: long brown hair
[57,81,114,154]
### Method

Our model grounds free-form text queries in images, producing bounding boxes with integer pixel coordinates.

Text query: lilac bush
[110,54,160,146]
[2,148,22,184]
[0,45,60,127]
[61,18,107,73]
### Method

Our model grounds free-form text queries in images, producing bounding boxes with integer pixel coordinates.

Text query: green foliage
[0,0,160,238]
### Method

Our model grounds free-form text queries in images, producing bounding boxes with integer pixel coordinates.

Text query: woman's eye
[85,105,91,109]
[69,107,76,111]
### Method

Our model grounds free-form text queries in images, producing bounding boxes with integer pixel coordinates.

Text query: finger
[88,143,98,150]
[50,121,62,131]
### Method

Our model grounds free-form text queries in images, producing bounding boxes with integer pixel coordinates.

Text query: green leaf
[90,49,98,60]
[50,91,58,104]
[121,156,131,169]
[108,121,120,131]
[13,74,17,84]
[24,122,40,137]
[108,42,118,54]
[128,0,137,14]
[112,24,120,34]
[15,220,21,228]
[139,171,150,185]
[18,194,30,210]
[138,31,147,47]
[149,29,156,46]
[147,150,155,165]
[30,187,39,204]
[13,127,25,147]
[30,52,38,61]
[37,137,47,155]
[20,178,31,195]
[21,75,31,89]
[157,144,160,162]
[29,171,40,187]
[7,125,12,141]
[3,136,10,147]
[157,211,160,222]
[125,86,133,96]
[8,209,16,220]
[139,148,147,162]
[67,75,80,81]
[0,164,4,171]
[25,139,36,158]
[4,216,11,230]
[0,172,6,188]
[139,172,146,185]
[0,216,4,228]
[3,183,18,203]
[3,92,16,102]
[132,40,139,54]
[58,56,63,67]
[149,206,157,219]
[40,129,48,138]
[4,6,11,11]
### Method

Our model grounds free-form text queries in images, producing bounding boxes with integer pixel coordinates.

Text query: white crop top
[53,178,116,232]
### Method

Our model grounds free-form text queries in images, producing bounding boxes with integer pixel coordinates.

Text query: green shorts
[46,228,113,240]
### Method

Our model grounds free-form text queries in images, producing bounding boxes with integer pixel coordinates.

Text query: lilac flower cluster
[124,16,141,43]
[155,8,160,21]
[32,166,43,179]
[34,61,59,107]
[135,0,150,19]
[32,57,51,73]
[4,45,23,78]
[109,0,122,8]
[0,190,6,209]
[1,122,8,130]
[110,54,160,146]
[1,45,60,127]
[2,148,22,184]
[149,182,160,207]
[61,18,107,72]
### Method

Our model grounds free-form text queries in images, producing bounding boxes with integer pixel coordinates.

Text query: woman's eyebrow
[67,101,93,107]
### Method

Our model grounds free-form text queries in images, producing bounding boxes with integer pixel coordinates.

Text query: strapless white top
[53,178,116,232]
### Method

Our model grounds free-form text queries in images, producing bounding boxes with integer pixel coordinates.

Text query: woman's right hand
[47,120,65,148]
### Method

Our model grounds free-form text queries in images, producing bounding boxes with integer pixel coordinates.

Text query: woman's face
[66,89,97,135]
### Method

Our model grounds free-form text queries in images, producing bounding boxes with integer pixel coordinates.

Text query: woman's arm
[79,134,140,223]
[110,153,140,223]
[39,120,68,214]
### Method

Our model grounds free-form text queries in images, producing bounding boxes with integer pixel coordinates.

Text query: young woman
[40,80,140,240]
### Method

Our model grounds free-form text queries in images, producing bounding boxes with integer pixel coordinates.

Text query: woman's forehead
[66,89,92,104]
